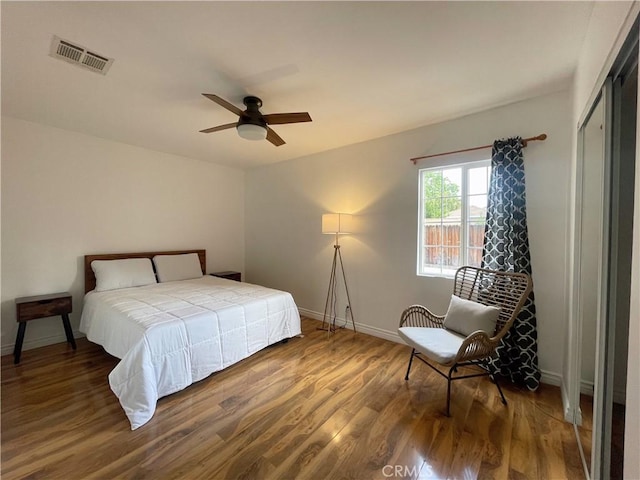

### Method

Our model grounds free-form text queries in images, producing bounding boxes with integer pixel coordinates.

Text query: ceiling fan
[199,94,312,146]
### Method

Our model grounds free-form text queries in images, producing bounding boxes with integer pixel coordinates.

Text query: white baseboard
[540,369,562,387]
[580,379,595,396]
[297,307,323,321]
[578,380,626,405]
[1,331,83,357]
[298,307,565,388]
[562,381,581,425]
[298,307,403,344]
[558,377,625,423]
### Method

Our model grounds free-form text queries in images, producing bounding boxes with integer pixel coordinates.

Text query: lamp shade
[237,123,267,141]
[322,213,354,234]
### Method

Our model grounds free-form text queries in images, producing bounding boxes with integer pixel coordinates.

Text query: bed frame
[84,249,206,294]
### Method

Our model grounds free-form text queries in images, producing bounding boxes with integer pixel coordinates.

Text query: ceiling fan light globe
[237,123,267,141]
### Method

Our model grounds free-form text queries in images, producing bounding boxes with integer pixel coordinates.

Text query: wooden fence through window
[423,224,485,267]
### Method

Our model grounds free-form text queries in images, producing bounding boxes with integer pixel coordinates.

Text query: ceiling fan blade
[266,127,286,146]
[199,122,237,134]
[201,94,244,116]
[262,112,312,125]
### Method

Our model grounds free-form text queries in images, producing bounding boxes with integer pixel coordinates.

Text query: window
[417,160,491,276]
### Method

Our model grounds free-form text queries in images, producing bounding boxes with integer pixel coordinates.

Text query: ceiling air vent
[49,35,114,75]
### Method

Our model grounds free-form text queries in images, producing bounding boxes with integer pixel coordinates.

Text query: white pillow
[443,294,500,337]
[153,253,203,282]
[91,258,157,292]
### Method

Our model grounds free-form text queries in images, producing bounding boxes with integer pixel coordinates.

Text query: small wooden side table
[14,292,76,364]
[210,271,242,282]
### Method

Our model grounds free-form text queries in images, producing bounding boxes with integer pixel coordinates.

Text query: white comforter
[79,276,301,430]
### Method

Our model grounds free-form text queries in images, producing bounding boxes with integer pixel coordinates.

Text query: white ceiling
[1,1,594,169]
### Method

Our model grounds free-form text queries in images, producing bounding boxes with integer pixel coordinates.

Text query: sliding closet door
[606,43,637,479]
[578,93,604,398]
[576,80,612,479]
[592,79,614,480]
[577,29,638,480]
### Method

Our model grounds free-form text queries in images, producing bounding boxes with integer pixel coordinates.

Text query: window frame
[416,159,492,278]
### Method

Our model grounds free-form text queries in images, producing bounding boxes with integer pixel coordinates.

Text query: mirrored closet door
[575,20,637,480]
[576,79,609,480]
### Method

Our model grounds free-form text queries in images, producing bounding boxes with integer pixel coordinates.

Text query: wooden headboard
[84,249,206,294]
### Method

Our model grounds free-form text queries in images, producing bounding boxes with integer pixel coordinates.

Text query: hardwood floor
[1,317,584,479]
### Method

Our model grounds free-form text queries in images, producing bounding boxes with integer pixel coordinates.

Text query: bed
[79,249,301,430]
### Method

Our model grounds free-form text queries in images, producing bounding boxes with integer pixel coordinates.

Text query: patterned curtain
[481,137,540,390]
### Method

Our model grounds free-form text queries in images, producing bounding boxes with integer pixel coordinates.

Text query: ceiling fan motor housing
[240,96,266,126]
[237,97,267,140]
[243,95,263,109]
[237,115,267,128]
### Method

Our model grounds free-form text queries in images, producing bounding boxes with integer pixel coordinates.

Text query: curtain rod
[410,133,548,165]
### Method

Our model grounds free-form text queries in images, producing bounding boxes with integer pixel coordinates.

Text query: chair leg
[404,349,415,381]
[446,366,455,417]
[491,374,508,405]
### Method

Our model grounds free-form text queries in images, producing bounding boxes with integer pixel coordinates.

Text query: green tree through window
[418,161,491,276]
[422,171,461,218]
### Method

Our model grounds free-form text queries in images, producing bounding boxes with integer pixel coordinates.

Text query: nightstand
[210,271,242,282]
[14,292,76,364]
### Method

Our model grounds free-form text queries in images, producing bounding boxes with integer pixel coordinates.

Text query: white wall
[573,1,637,123]
[246,89,573,381]
[1,117,245,354]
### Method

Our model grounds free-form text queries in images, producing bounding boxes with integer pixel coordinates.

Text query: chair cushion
[398,327,465,365]
[442,294,500,337]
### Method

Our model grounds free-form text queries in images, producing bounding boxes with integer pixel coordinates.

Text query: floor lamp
[320,213,356,334]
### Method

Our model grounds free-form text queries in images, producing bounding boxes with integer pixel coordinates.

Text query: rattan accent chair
[398,266,532,416]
